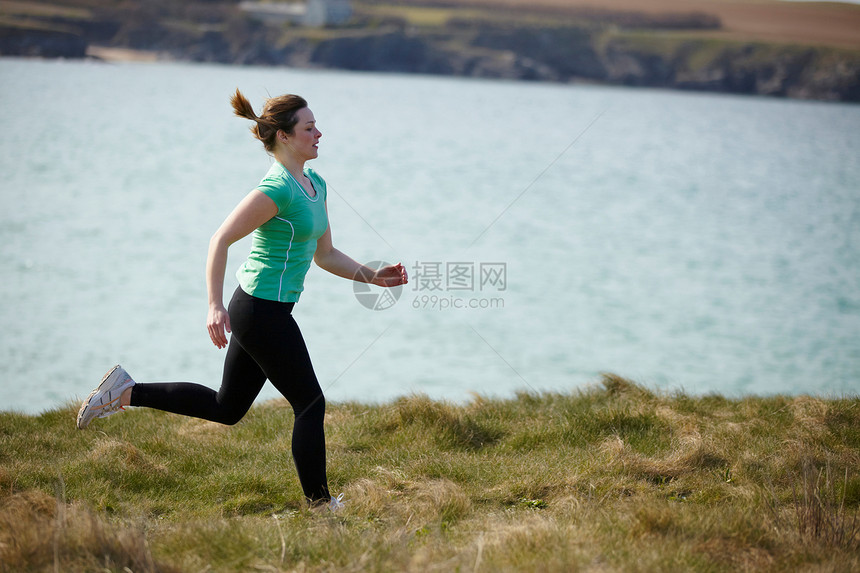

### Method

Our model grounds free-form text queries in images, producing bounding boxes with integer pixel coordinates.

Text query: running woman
[76,89,407,511]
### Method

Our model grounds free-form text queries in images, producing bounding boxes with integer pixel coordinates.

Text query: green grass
[355,2,586,29]
[2,374,859,571]
[358,4,465,27]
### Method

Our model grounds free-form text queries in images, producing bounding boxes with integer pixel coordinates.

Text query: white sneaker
[311,493,345,514]
[76,365,135,429]
[328,493,345,512]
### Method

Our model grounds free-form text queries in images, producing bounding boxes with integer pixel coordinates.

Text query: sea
[1,58,858,415]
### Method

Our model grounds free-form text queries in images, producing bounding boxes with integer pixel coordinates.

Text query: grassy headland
[2,374,859,571]
[390,0,860,51]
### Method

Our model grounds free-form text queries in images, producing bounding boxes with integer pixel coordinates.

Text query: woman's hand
[372,262,408,287]
[207,303,232,349]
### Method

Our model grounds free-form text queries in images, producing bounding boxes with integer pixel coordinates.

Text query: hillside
[1,0,859,101]
[2,375,859,571]
[412,0,860,50]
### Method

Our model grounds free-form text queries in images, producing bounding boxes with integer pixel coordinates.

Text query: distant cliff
[2,2,858,102]
[256,26,860,102]
[0,25,87,59]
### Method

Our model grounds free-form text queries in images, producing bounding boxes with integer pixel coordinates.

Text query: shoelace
[95,395,125,416]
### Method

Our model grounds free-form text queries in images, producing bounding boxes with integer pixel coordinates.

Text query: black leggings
[130,286,329,503]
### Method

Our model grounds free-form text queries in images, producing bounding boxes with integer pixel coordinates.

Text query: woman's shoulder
[304,166,327,199]
[304,166,325,185]
[257,162,294,209]
[260,161,289,187]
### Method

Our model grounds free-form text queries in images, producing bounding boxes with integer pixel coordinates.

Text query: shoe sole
[76,364,122,430]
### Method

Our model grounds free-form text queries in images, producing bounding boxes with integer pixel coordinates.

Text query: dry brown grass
[791,461,860,550]
[0,488,179,573]
[344,471,473,523]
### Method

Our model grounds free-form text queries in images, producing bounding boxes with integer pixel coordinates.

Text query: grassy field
[388,0,860,50]
[1,374,859,571]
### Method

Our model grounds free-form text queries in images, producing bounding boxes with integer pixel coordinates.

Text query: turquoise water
[1,58,858,414]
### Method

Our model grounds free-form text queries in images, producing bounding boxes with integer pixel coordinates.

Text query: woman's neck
[274,150,305,181]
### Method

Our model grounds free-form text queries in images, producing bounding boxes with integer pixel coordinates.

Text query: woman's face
[284,107,321,161]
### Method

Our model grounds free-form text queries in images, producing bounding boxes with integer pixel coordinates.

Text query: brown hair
[230,88,308,152]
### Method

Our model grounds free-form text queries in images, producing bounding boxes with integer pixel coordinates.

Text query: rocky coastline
[2,4,859,102]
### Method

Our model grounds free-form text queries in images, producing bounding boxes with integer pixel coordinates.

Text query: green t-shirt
[236,162,329,303]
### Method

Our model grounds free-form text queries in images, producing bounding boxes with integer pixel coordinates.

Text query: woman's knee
[218,414,243,426]
[294,393,325,423]
[213,404,250,426]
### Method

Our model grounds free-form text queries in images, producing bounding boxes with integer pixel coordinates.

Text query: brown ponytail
[230,88,308,152]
